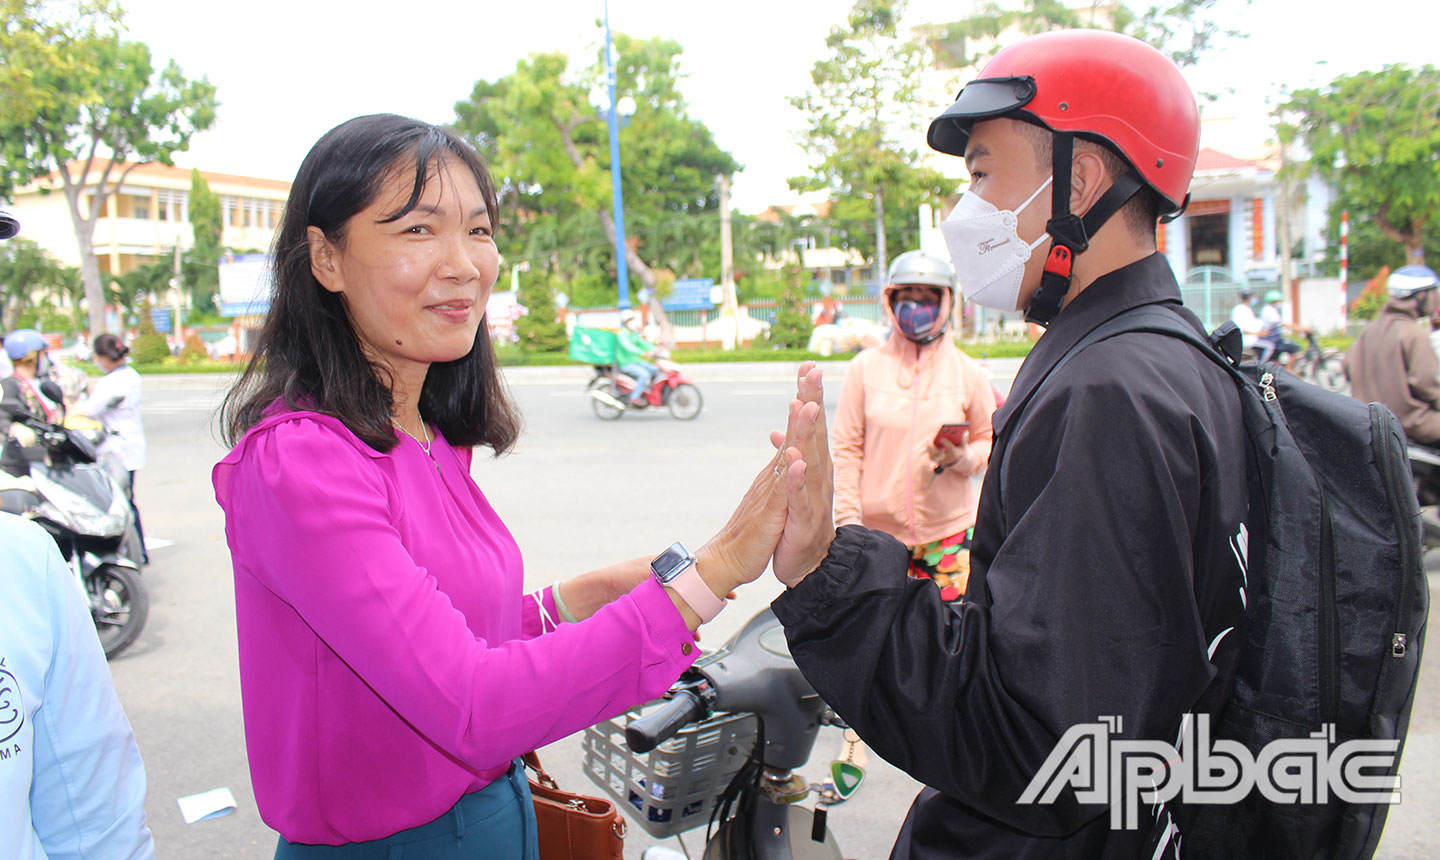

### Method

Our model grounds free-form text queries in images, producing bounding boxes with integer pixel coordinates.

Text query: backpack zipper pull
[1259,371,1277,402]
[1392,633,1408,657]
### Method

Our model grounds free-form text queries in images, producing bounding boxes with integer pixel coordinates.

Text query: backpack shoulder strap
[1006,304,1242,439]
[1079,304,1248,383]
[994,304,1251,516]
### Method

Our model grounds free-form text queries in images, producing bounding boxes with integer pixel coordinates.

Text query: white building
[8,161,291,279]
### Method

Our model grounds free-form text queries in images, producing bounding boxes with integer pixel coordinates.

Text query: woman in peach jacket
[831,251,996,601]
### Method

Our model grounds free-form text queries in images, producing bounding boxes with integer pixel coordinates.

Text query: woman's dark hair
[220,114,520,455]
[93,333,130,362]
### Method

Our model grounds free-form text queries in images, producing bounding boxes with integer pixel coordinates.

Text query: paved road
[107,360,1438,859]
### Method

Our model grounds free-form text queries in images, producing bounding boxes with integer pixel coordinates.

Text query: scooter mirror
[40,379,66,416]
[0,208,18,240]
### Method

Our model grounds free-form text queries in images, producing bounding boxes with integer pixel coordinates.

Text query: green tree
[927,0,1241,73]
[183,167,222,314]
[109,257,171,334]
[1282,65,1440,268]
[0,0,119,128]
[1318,201,1440,288]
[514,273,568,354]
[0,236,80,329]
[1,1,218,336]
[453,32,738,334]
[129,302,169,364]
[768,263,815,349]
[789,0,955,285]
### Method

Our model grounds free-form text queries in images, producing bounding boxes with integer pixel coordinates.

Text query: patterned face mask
[894,300,943,343]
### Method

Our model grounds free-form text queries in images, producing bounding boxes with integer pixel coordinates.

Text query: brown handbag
[523,751,626,860]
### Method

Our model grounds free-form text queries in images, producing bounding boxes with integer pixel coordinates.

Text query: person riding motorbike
[1347,265,1440,446]
[1256,289,1304,367]
[617,310,661,407]
[831,250,996,601]
[1230,287,1265,355]
[1,329,56,478]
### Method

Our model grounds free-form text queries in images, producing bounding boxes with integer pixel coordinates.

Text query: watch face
[652,542,692,582]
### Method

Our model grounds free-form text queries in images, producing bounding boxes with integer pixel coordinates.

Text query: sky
[115,0,1439,215]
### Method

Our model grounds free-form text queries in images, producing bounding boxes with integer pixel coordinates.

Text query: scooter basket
[582,703,757,839]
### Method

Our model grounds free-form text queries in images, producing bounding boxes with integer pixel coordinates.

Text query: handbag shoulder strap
[522,751,559,790]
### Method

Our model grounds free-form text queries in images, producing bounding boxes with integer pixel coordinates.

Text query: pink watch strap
[668,564,726,624]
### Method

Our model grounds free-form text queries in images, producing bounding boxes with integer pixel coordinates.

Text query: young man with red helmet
[769,30,1249,859]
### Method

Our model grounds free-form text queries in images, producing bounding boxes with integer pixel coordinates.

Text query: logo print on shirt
[0,663,23,744]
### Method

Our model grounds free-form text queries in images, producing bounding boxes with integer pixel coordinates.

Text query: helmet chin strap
[1024,132,1144,327]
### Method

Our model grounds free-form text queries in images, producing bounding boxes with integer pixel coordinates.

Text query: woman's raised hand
[770,362,834,587]
[694,368,822,597]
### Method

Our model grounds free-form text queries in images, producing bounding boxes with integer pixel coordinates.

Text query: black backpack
[1047,305,1429,859]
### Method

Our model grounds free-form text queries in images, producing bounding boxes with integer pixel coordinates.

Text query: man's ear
[307,226,343,294]
[1069,149,1110,218]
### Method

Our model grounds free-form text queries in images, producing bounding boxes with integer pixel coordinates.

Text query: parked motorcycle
[584,608,845,859]
[587,353,704,421]
[0,378,148,658]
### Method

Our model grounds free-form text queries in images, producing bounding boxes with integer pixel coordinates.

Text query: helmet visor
[928,76,1038,155]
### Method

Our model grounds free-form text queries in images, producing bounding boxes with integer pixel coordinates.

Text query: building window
[221,195,240,228]
[1189,213,1229,268]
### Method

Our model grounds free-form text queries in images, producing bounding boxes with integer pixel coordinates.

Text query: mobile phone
[933,422,969,447]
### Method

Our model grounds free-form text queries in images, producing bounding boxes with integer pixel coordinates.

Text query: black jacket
[773,254,1249,859]
[0,375,48,477]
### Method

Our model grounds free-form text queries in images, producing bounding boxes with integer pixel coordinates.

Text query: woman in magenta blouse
[213,114,811,859]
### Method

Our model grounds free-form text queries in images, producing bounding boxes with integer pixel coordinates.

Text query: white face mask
[939,176,1053,311]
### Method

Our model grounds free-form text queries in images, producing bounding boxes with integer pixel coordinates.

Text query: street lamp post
[604,0,630,312]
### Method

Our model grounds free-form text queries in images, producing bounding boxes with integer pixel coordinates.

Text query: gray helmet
[1387,265,1440,298]
[887,250,955,291]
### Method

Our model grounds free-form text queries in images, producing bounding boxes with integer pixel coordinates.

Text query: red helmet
[927,29,1199,212]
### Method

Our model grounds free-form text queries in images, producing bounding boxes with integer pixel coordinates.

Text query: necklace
[395,419,439,472]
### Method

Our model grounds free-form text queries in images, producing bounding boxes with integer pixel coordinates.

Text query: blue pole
[605,0,630,311]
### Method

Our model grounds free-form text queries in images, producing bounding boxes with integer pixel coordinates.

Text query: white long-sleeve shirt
[75,365,145,471]
[1230,301,1265,349]
[0,513,154,860]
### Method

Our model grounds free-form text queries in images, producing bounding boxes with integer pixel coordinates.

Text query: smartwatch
[651,541,725,623]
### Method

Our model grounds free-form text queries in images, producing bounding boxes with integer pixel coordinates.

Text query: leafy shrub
[131,305,169,364]
[515,275,569,354]
[767,264,814,350]
[178,333,209,364]
[132,333,170,364]
[1349,291,1386,322]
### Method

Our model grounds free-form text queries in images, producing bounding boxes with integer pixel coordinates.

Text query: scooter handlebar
[625,688,705,754]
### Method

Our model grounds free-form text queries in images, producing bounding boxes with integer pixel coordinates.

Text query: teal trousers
[274,760,537,860]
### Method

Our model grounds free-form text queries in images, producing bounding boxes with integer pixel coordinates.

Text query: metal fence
[1179,266,1279,332]
[569,270,1274,339]
[664,308,721,327]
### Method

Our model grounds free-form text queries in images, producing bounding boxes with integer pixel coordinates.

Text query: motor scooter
[587,352,704,421]
[0,378,148,658]
[584,608,845,859]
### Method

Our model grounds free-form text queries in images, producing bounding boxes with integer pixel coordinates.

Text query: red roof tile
[1195,147,1262,172]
